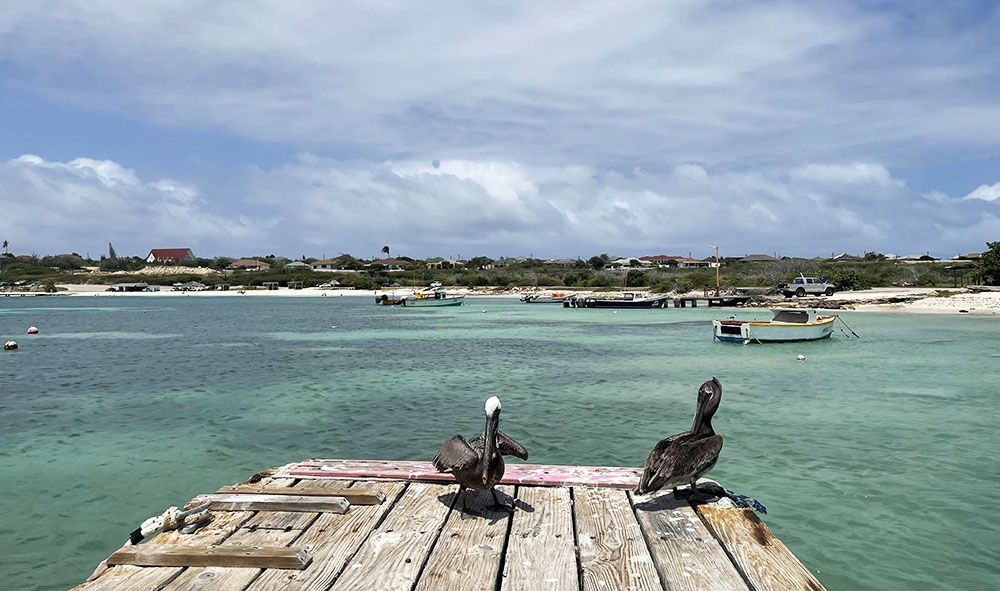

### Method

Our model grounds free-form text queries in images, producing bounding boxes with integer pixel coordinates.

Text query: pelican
[635,378,724,499]
[432,396,528,510]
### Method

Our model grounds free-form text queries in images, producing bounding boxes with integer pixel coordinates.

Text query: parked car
[780,275,836,297]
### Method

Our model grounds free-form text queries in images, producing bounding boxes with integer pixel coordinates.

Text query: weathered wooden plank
[631,491,749,591]
[108,545,311,569]
[501,486,578,591]
[574,487,663,591]
[697,504,826,591]
[192,493,350,513]
[281,459,642,489]
[242,477,335,530]
[217,484,384,505]
[160,528,301,591]
[245,481,407,591]
[73,510,255,591]
[329,481,458,591]
[414,485,514,591]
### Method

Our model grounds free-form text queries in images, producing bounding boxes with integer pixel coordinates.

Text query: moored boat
[568,292,671,309]
[521,292,569,303]
[375,293,406,305]
[713,309,835,343]
[402,287,465,307]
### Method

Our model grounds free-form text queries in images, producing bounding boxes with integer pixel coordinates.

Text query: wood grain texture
[414,485,514,591]
[697,504,826,591]
[108,545,310,569]
[217,485,384,505]
[243,477,338,530]
[192,493,350,514]
[284,459,642,489]
[329,481,458,591]
[631,491,749,591]
[73,510,255,591]
[501,486,579,591]
[574,487,662,591]
[160,529,301,591]
[245,481,407,591]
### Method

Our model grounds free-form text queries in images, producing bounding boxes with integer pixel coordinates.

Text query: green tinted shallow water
[1,296,998,590]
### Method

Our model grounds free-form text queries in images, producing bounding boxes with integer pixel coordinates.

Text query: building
[228,258,271,272]
[311,258,345,272]
[543,258,578,266]
[146,248,195,263]
[831,253,859,261]
[367,258,412,272]
[284,261,312,271]
[740,254,778,262]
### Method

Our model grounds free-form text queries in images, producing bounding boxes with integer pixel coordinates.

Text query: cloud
[0,154,265,256]
[1,2,998,167]
[242,155,1000,258]
[2,152,997,258]
[963,182,1000,202]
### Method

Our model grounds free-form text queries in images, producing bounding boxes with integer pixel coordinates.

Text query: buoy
[796,354,806,361]
[3,340,17,351]
[27,326,39,334]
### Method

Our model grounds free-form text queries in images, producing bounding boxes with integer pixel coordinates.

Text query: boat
[521,292,569,304]
[567,292,671,309]
[375,292,406,305]
[401,287,465,307]
[713,309,836,343]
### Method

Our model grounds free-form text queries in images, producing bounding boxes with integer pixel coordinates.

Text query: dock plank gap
[74,459,826,591]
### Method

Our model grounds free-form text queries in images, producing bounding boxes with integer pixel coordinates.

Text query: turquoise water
[1,296,998,590]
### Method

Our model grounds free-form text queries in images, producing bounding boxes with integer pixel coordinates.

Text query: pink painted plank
[276,459,643,489]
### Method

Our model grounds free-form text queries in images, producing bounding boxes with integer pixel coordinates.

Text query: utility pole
[711,245,721,296]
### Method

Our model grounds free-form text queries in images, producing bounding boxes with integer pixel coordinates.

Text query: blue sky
[1,1,998,259]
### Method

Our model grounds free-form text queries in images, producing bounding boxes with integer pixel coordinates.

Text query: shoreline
[2,285,997,315]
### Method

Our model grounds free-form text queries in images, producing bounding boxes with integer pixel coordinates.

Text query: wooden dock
[74,459,825,591]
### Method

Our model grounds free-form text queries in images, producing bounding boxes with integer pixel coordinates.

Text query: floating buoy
[796,354,806,361]
[3,340,17,351]
[27,326,39,334]
[743,339,751,345]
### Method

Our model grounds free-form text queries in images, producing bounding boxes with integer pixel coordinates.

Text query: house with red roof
[145,248,195,263]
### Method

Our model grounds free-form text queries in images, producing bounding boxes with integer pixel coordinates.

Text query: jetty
[73,458,825,591]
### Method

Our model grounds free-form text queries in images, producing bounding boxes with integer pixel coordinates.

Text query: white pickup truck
[780,276,837,297]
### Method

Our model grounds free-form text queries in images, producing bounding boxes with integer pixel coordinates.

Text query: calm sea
[1,296,998,590]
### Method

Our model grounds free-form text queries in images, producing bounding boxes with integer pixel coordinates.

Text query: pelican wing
[432,435,479,473]
[469,430,529,460]
[496,430,529,460]
[635,433,723,495]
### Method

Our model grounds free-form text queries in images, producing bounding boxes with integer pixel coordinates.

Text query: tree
[108,242,117,259]
[587,255,606,270]
[381,245,390,258]
[863,251,885,261]
[2,240,7,254]
[973,241,1000,285]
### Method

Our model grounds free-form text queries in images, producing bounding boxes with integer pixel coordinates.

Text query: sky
[1,0,998,260]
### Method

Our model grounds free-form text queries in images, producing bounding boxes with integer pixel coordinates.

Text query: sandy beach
[21,284,996,314]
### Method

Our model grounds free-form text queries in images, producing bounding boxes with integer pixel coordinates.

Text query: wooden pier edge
[74,459,826,591]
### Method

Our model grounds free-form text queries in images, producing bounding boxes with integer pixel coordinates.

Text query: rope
[835,315,861,338]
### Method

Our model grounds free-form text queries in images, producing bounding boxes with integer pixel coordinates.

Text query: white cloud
[2,153,997,258]
[0,155,264,256]
[963,182,1000,202]
[241,155,999,257]
[1,2,998,167]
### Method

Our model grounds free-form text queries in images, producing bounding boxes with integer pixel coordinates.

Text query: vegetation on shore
[2,244,996,291]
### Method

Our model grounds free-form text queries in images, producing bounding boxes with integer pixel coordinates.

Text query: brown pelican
[635,378,724,499]
[432,396,528,510]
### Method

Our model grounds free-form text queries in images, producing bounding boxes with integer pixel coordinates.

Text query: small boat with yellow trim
[375,292,406,305]
[401,287,465,307]
[713,309,835,343]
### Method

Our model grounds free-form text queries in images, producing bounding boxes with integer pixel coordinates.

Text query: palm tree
[381,245,390,259]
